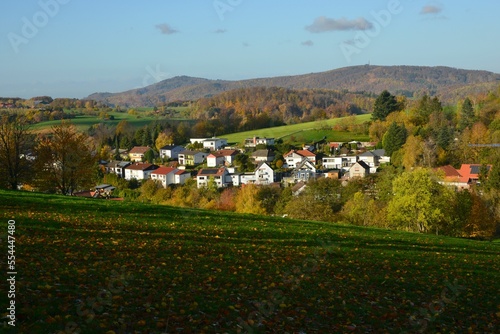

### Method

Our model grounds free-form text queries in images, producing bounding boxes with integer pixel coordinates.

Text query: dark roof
[95,184,113,190]
[252,149,275,158]
[197,167,227,177]
[354,160,370,169]
[125,163,158,171]
[160,145,184,150]
[106,160,132,168]
[179,150,205,156]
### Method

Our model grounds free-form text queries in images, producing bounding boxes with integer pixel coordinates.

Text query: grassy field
[31,108,190,133]
[223,114,371,145]
[0,190,499,333]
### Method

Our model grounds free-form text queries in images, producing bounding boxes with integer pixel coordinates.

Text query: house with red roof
[207,149,239,167]
[124,163,159,180]
[436,164,492,190]
[283,149,316,168]
[150,166,191,187]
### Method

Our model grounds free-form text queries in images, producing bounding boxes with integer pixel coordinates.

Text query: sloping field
[223,114,371,145]
[0,190,499,333]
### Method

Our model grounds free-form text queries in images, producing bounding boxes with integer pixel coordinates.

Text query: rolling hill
[88,65,500,107]
[1,189,499,333]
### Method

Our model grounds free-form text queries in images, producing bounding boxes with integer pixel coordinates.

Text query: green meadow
[223,114,372,145]
[0,190,499,333]
[31,107,191,133]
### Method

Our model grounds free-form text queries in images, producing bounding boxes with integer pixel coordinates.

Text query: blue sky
[1,0,499,98]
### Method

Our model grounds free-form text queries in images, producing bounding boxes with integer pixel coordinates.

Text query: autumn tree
[235,184,266,215]
[155,131,174,151]
[34,121,97,195]
[386,168,455,234]
[284,178,344,222]
[0,114,33,189]
[401,135,424,169]
[409,94,443,126]
[341,191,385,227]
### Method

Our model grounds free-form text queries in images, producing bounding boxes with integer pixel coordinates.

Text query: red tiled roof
[436,165,462,178]
[151,167,176,175]
[297,150,316,157]
[458,164,492,183]
[212,149,238,157]
[284,149,316,158]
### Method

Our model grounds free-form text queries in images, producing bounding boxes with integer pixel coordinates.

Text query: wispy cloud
[306,16,373,33]
[301,40,314,47]
[155,23,178,35]
[214,29,227,34]
[420,5,442,15]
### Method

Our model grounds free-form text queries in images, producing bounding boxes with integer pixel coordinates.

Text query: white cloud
[155,23,178,35]
[306,16,373,33]
[420,5,442,15]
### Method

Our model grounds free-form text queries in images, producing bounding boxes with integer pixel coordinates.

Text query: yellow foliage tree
[235,184,266,215]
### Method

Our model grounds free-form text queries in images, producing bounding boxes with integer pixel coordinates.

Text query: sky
[1,0,499,99]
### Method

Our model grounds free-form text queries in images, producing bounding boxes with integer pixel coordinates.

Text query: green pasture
[0,190,498,333]
[223,114,372,145]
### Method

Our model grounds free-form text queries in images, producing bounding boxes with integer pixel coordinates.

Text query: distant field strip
[223,114,371,143]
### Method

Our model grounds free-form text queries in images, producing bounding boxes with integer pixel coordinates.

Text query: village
[92,135,487,198]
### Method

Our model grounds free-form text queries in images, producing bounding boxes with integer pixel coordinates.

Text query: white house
[178,150,208,166]
[128,146,152,162]
[196,167,231,188]
[104,161,131,178]
[124,163,159,180]
[159,145,185,160]
[322,156,344,170]
[235,162,275,186]
[357,151,379,168]
[150,167,177,187]
[254,162,275,185]
[174,170,192,185]
[203,138,228,151]
[348,161,370,179]
[284,150,316,168]
[251,149,276,163]
[244,136,275,148]
[207,153,225,167]
[207,150,239,167]
[373,149,390,164]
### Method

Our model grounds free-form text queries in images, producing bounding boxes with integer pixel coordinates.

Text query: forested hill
[88,65,500,107]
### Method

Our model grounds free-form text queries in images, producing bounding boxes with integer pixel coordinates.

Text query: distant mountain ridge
[87,65,500,107]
